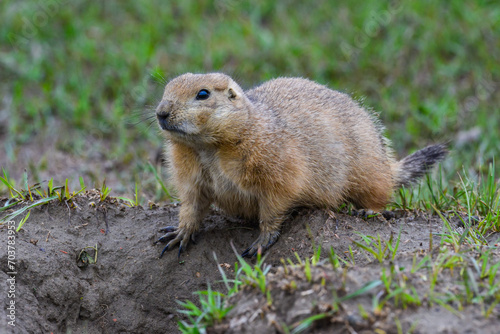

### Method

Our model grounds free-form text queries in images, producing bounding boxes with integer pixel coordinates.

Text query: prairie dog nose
[156,100,172,119]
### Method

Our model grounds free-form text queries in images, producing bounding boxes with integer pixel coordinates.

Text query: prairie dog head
[156,73,249,145]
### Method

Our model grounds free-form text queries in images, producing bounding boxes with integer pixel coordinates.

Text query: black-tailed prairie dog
[154,73,447,257]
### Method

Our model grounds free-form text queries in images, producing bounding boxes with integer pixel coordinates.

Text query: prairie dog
[154,73,447,257]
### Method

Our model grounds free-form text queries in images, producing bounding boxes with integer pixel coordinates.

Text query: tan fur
[155,73,441,256]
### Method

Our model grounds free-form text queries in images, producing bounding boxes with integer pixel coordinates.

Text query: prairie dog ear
[227,88,237,100]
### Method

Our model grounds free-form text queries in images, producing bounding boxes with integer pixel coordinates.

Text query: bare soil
[1,193,499,333]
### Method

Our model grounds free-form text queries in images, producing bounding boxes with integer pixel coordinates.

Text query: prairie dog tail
[394,143,448,187]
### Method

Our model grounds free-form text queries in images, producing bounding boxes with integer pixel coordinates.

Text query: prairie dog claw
[241,231,280,257]
[155,226,193,259]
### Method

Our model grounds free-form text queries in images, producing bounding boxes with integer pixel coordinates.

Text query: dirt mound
[214,253,500,334]
[1,193,497,333]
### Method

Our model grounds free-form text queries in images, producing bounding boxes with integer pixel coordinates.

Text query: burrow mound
[1,192,492,333]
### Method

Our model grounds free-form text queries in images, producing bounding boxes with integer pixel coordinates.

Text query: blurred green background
[0,0,499,201]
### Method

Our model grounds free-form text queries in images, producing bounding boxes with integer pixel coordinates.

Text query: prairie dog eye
[196,89,210,100]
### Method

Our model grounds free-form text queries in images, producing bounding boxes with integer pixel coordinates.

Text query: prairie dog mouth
[158,121,186,135]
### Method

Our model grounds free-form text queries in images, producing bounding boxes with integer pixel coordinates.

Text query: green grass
[178,251,271,333]
[392,162,500,234]
[177,285,232,334]
[0,170,86,227]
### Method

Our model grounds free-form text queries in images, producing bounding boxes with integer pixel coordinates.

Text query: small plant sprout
[352,232,401,264]
[0,196,58,226]
[177,284,232,334]
[304,257,312,282]
[0,173,86,227]
[16,211,30,232]
[100,179,112,202]
[1,168,25,200]
[148,161,175,201]
[117,183,142,207]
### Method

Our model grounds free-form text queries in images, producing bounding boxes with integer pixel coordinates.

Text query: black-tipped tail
[396,143,448,187]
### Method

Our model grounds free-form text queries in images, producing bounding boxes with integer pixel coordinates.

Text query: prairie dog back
[245,77,395,210]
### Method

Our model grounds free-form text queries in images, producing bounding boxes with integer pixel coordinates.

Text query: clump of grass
[148,162,176,202]
[177,284,231,334]
[424,248,500,317]
[352,231,401,264]
[99,179,112,202]
[0,170,87,229]
[327,246,348,269]
[116,183,142,207]
[177,250,271,333]
[393,162,499,234]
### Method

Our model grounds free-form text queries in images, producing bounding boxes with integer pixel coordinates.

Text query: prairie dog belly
[198,150,259,220]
